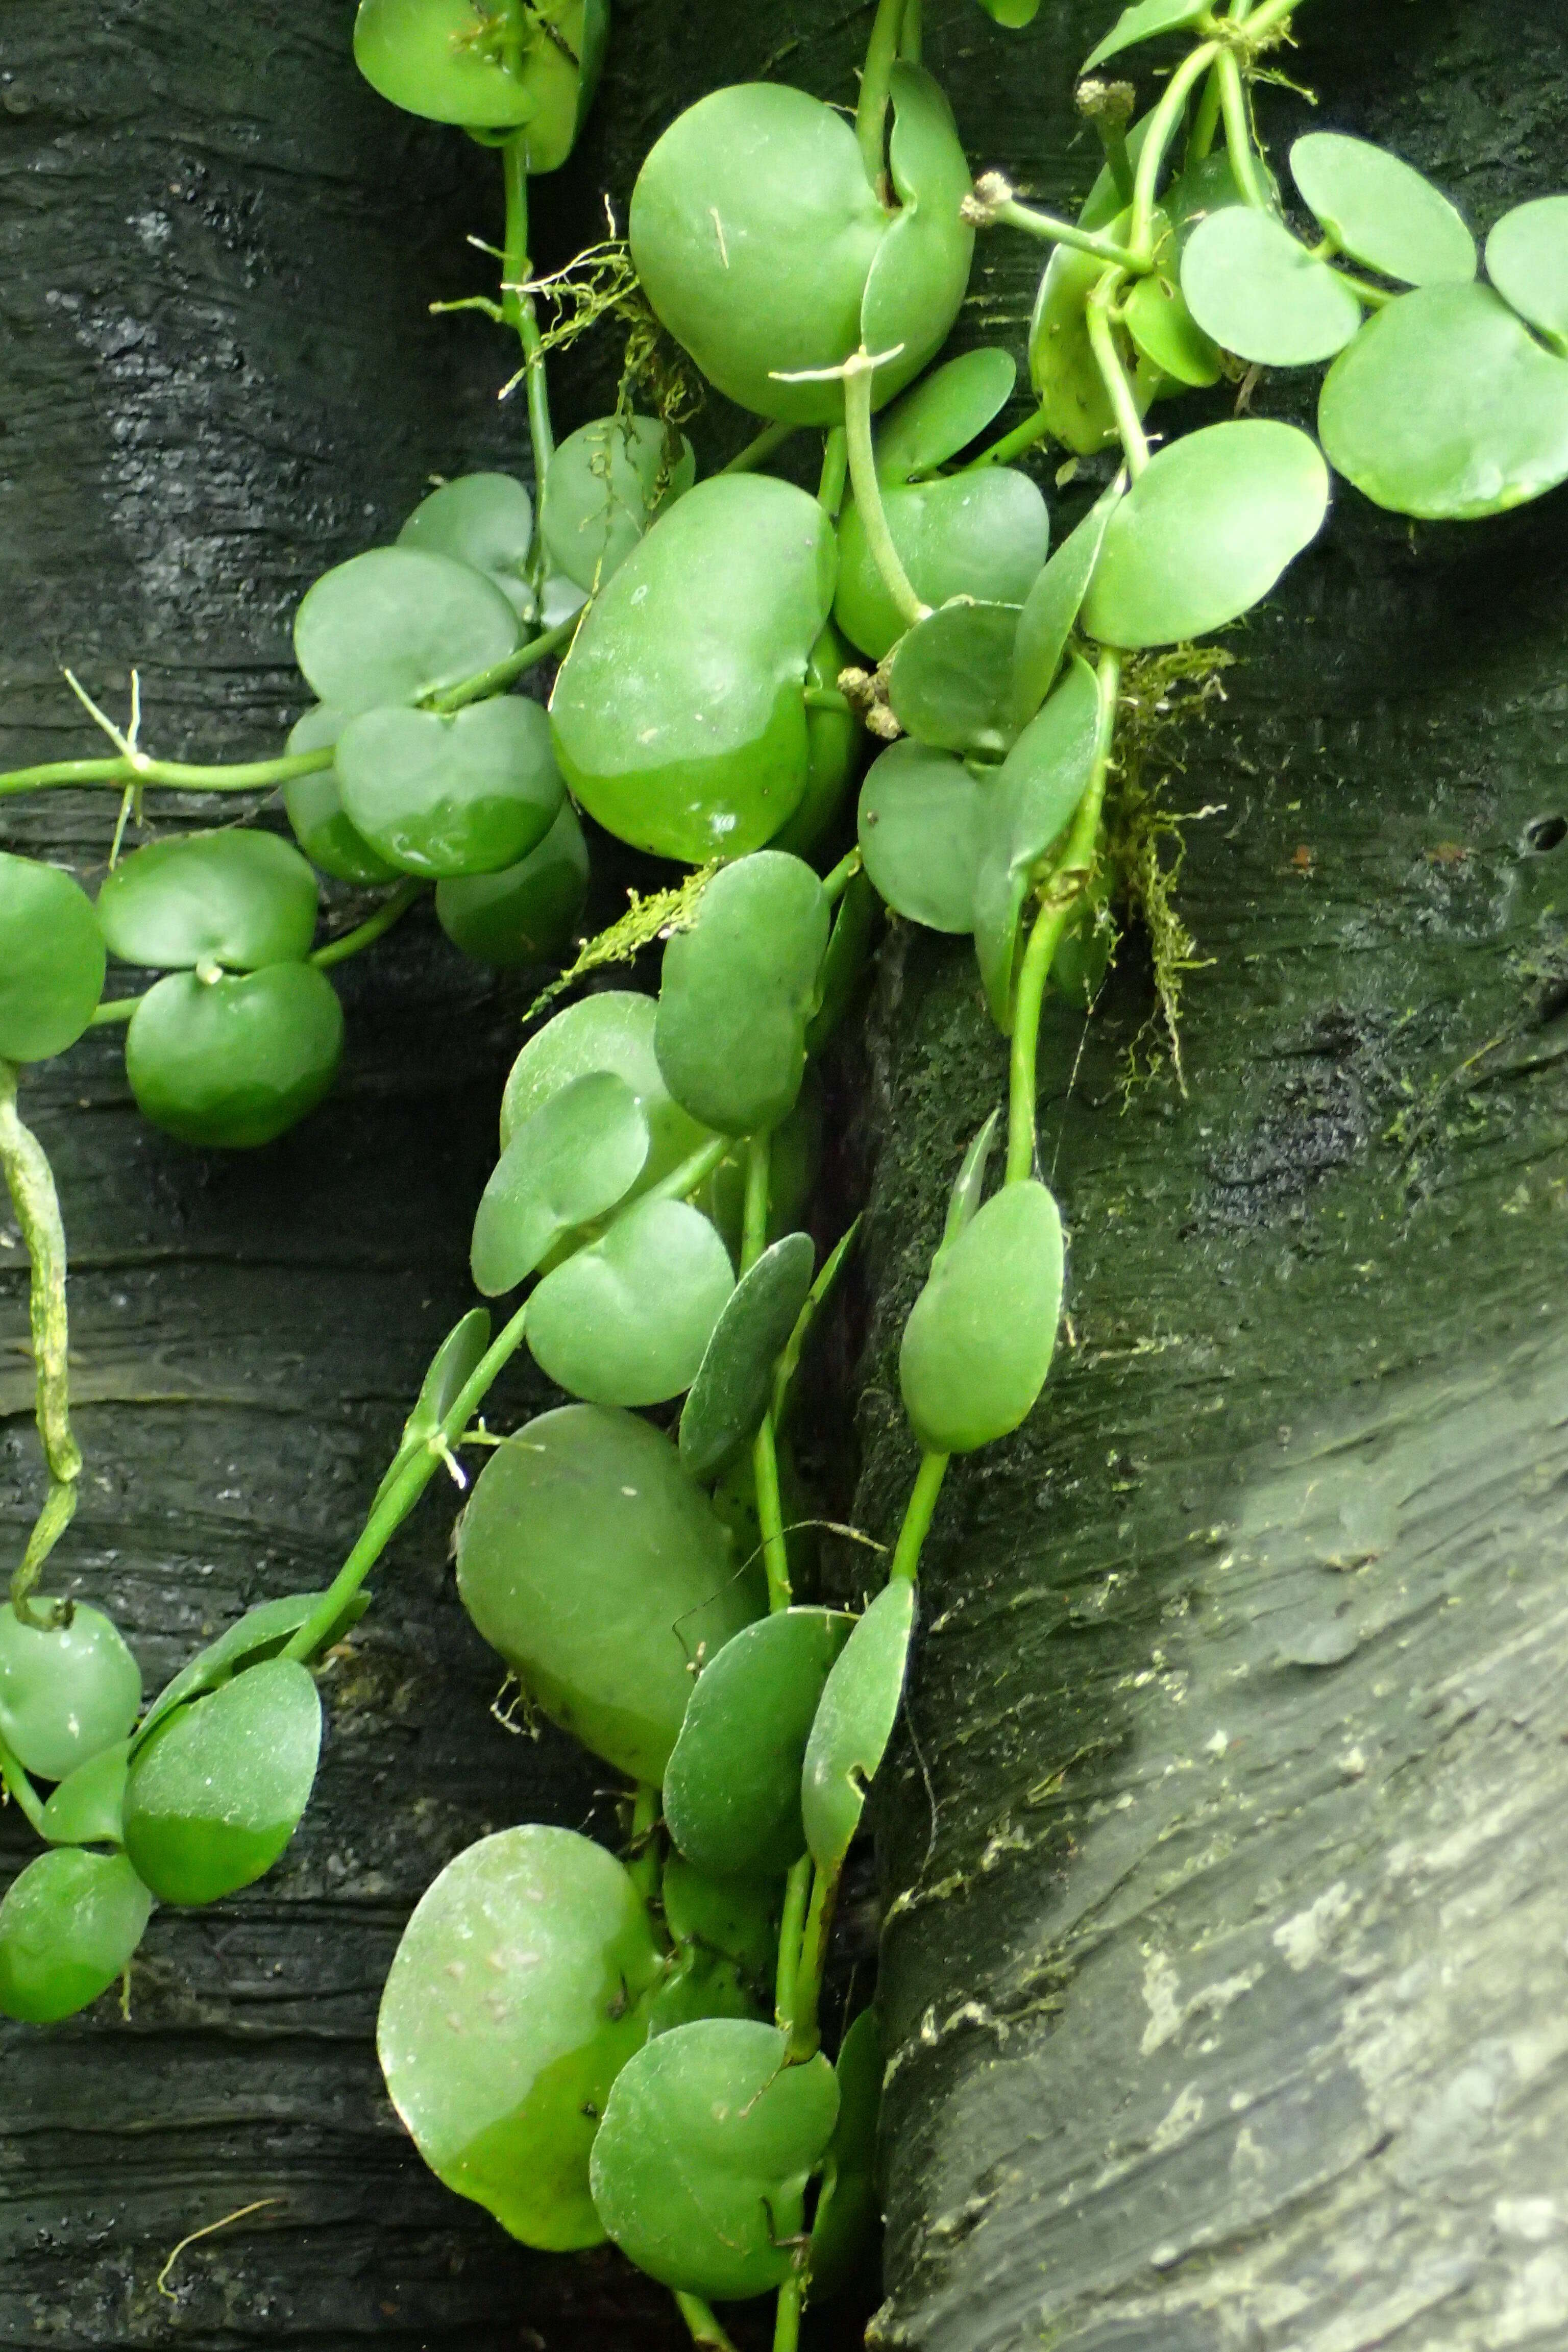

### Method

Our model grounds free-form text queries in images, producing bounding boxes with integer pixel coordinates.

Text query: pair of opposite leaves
[353,0,607,170]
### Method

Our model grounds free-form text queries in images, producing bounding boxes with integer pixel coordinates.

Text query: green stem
[772,2276,804,2352]
[821,846,863,906]
[428,612,579,713]
[856,0,906,190]
[1216,51,1269,209]
[898,0,921,59]
[785,1862,837,2060]
[774,1853,812,2025]
[742,1133,770,1275]
[645,1133,731,1207]
[1085,273,1148,477]
[500,132,554,479]
[963,403,1055,474]
[843,356,926,630]
[1241,0,1306,36]
[721,420,798,476]
[1131,40,1219,255]
[675,2293,738,2352]
[890,1449,948,1583]
[87,997,136,1028]
[1188,63,1224,162]
[1004,649,1120,1185]
[627,1781,661,1906]
[992,199,1144,275]
[0,745,333,800]
[310,879,426,970]
[0,1063,82,1623]
[817,425,848,517]
[0,1730,48,1835]
[1332,267,1395,310]
[742,1132,793,1611]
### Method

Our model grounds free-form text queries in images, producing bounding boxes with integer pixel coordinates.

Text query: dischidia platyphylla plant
[3,0,1567,2341]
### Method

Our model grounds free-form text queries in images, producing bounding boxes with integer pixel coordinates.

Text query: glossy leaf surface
[857,742,984,936]
[455,1406,758,1782]
[133,1589,366,1753]
[1082,420,1330,649]
[590,2018,839,2300]
[973,655,1102,1028]
[665,1607,852,1880]
[1011,481,1121,729]
[679,1231,817,1483]
[355,0,606,169]
[500,990,707,1184]
[887,603,1020,757]
[39,1742,129,1847]
[551,476,837,862]
[770,620,861,862]
[1181,208,1363,368]
[873,349,1017,485]
[0,1602,141,1784]
[397,471,534,616]
[1487,197,1568,346]
[370,1307,493,1509]
[1293,132,1476,287]
[98,831,319,972]
[337,696,564,878]
[939,1109,1001,1261]
[1124,266,1222,387]
[526,1196,734,1407]
[0,855,106,1063]
[283,706,400,885]
[1083,0,1208,69]
[655,852,829,1136]
[807,2008,882,2304]
[470,1070,648,1295]
[295,547,520,717]
[859,65,976,392]
[0,1848,152,2023]
[801,1579,915,1873]
[435,798,589,967]
[662,1857,780,1988]
[900,1180,1064,1453]
[126,965,344,1149]
[122,1656,322,1905]
[541,415,695,594]
[1318,283,1568,519]
[378,1825,661,2249]
[1030,235,1146,458]
[836,470,1048,663]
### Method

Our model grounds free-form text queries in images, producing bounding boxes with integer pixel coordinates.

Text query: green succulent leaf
[770,619,863,863]
[0,1848,152,2024]
[1292,132,1477,289]
[1029,232,1152,459]
[455,1405,760,1782]
[541,415,696,595]
[859,65,977,388]
[803,872,880,1058]
[836,469,1048,665]
[887,602,1021,757]
[1180,209,1364,368]
[654,852,830,1137]
[122,1656,322,1906]
[98,831,320,972]
[295,547,521,718]
[501,991,709,1185]
[283,707,401,885]
[336,697,564,878]
[133,1589,368,1755]
[872,350,1018,487]
[1082,419,1330,649]
[0,1602,141,1784]
[550,476,837,862]
[525,1196,735,1407]
[39,1741,130,1847]
[377,1824,662,2249]
[126,965,344,1149]
[661,1856,781,1988]
[355,0,606,169]
[1123,266,1222,387]
[679,1230,817,1483]
[938,1109,1002,1261]
[1319,282,1568,519]
[1011,481,1121,729]
[974,0,1041,24]
[1486,196,1568,348]
[1083,0,1210,72]
[807,2008,883,2304]
[664,1607,853,1881]
[899,1180,1064,1453]
[435,798,589,968]
[370,1307,493,1509]
[972,653,1102,1030]
[857,741,985,937]
[590,2018,840,2300]
[397,472,535,617]
[470,1069,649,1295]
[800,1578,915,1874]
[0,854,106,1063]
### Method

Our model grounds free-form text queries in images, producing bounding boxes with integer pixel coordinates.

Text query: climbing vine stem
[0,1063,82,1623]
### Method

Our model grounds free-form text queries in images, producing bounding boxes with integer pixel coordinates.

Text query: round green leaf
[836,470,1048,664]
[398,472,534,617]
[337,697,564,878]
[662,1856,781,1988]
[664,1607,852,1881]
[800,1578,915,1873]
[39,1742,129,1847]
[857,741,984,936]
[551,475,837,863]
[1124,267,1222,387]
[0,1849,152,2023]
[887,602,1020,757]
[0,1602,141,1784]
[654,853,829,1137]
[126,964,344,1149]
[97,830,320,972]
[858,65,976,395]
[1082,419,1330,649]
[283,707,400,885]
[295,547,521,718]
[354,0,605,167]
[526,1196,734,1407]
[872,349,1017,486]
[0,855,106,1062]
[768,620,862,862]
[1319,282,1568,519]
[975,0,1040,21]
[132,1589,365,1756]
[1487,196,1568,348]
[647,1944,765,2037]
[378,1824,662,2249]
[973,654,1102,1029]
[500,991,708,1186]
[1293,132,1476,289]
[1181,209,1364,368]
[590,2018,839,2300]
[435,798,589,968]
[122,1655,322,1905]
[1030,229,1154,458]
[899,1179,1064,1453]
[470,1069,649,1296]
[1011,481,1121,729]
[679,1231,817,1483]
[807,2008,882,2304]
[455,1405,759,1782]
[541,415,696,595]
[1083,0,1209,71]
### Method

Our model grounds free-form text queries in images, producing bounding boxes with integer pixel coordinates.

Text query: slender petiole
[1085,272,1149,478]
[310,879,426,970]
[0,1063,82,1622]
[841,350,928,629]
[856,0,908,191]
[990,197,1145,275]
[500,130,554,478]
